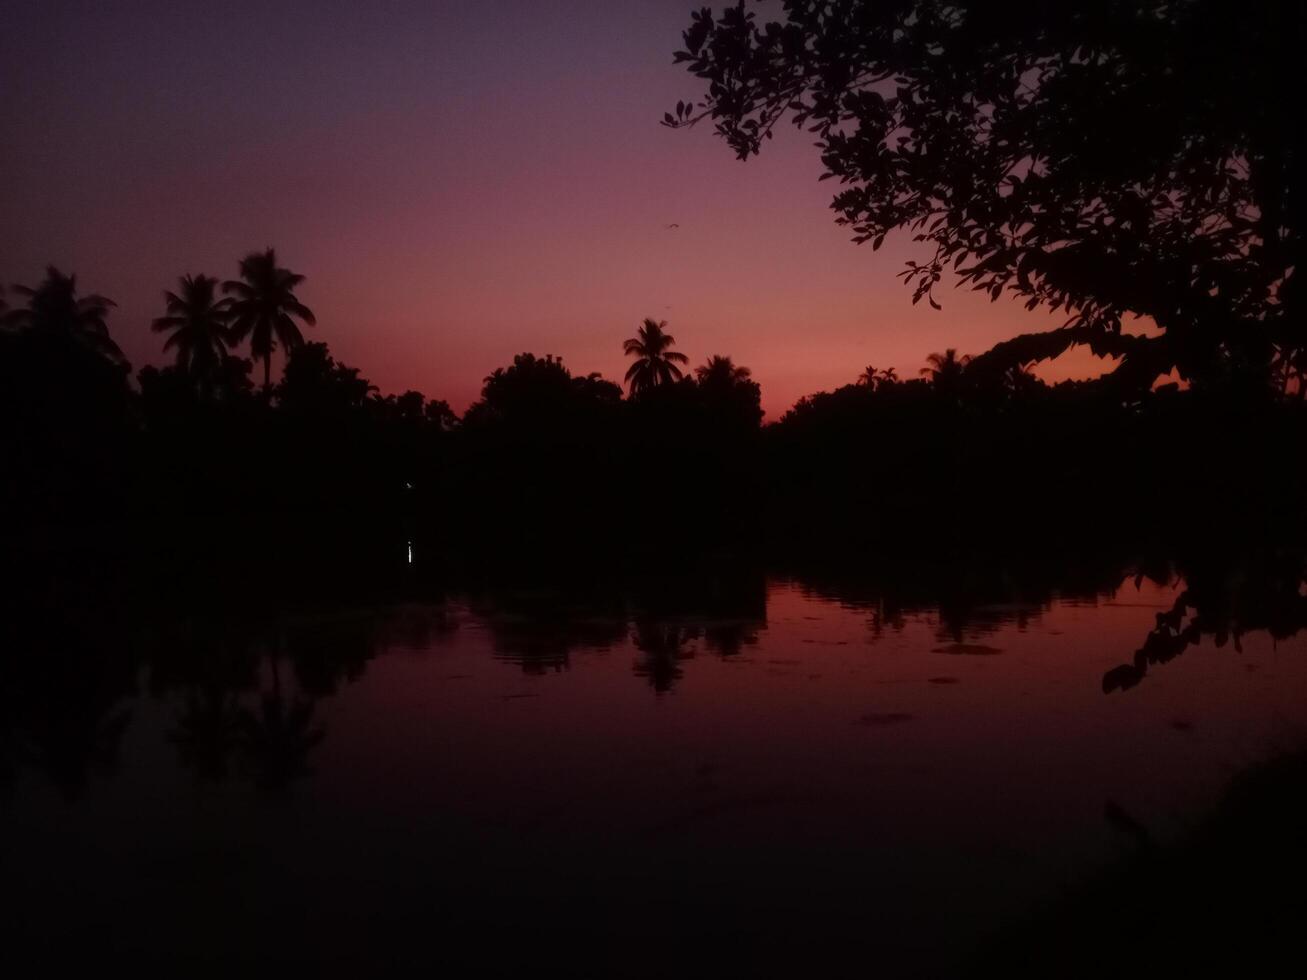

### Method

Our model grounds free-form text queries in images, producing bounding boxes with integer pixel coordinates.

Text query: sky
[0,0,1108,417]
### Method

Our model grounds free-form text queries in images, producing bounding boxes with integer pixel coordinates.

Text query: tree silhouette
[666,2,1301,395]
[858,365,898,389]
[151,274,232,395]
[277,340,376,415]
[3,266,123,364]
[223,248,316,395]
[920,349,972,387]
[694,354,752,388]
[623,318,688,396]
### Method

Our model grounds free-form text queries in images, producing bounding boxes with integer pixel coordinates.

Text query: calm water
[5,566,1307,974]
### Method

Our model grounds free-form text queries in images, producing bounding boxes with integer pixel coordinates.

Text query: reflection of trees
[701,620,759,658]
[170,687,243,782]
[238,688,324,792]
[1104,556,1307,693]
[0,606,137,802]
[475,590,628,674]
[286,615,378,697]
[472,573,767,690]
[792,557,1132,644]
[632,620,698,694]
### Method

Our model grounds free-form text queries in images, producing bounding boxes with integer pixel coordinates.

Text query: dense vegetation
[4,256,1305,569]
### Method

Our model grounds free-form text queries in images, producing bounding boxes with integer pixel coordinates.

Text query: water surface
[6,567,1306,974]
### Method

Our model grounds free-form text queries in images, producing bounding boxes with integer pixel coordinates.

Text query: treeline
[3,257,1306,566]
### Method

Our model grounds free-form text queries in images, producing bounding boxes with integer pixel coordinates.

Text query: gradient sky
[1,0,1108,416]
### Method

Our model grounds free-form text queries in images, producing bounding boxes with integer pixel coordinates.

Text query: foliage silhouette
[695,354,752,387]
[0,267,134,527]
[223,248,316,395]
[3,266,123,365]
[857,365,897,389]
[667,1,1302,396]
[151,274,232,396]
[623,318,689,396]
[4,254,1307,562]
[920,348,972,385]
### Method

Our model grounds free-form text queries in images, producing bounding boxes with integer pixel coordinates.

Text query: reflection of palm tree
[920,348,971,386]
[238,690,324,792]
[623,318,688,396]
[3,266,123,364]
[223,248,316,395]
[236,633,325,791]
[170,688,243,782]
[632,620,696,693]
[152,274,232,393]
[695,355,751,387]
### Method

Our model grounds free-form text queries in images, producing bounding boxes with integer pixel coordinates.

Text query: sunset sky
[0,0,1108,416]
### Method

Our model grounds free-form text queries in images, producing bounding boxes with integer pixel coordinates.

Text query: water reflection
[1102,552,1307,692]
[4,555,1307,801]
[4,553,1307,973]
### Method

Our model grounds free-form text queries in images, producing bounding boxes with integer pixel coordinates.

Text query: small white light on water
[407,541,414,564]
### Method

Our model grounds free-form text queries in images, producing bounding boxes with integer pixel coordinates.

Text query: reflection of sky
[3,0,1113,416]
[9,575,1307,972]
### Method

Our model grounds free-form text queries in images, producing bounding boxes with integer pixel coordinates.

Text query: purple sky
[1,0,1101,415]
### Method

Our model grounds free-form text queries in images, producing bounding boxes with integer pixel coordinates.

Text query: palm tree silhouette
[152,274,232,394]
[858,365,898,388]
[3,266,123,364]
[694,354,752,387]
[920,349,972,386]
[623,318,688,396]
[223,248,316,395]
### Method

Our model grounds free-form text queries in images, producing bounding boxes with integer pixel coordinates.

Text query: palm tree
[3,266,123,363]
[223,248,316,395]
[623,318,688,396]
[858,365,898,388]
[920,348,972,386]
[694,354,752,387]
[151,274,232,393]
